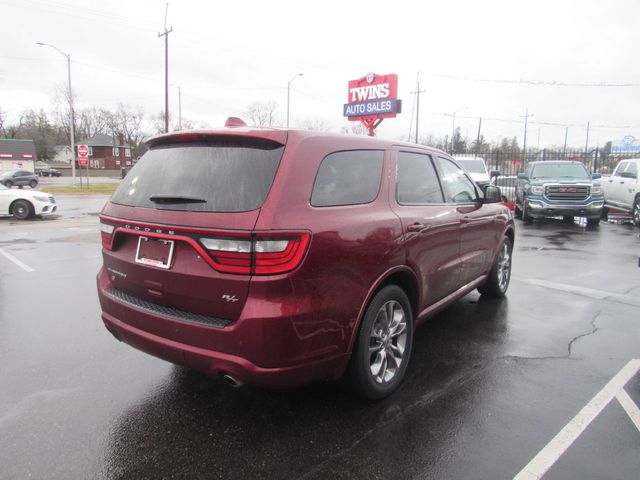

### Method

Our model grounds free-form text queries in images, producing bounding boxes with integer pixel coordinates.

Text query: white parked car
[602,158,640,227]
[0,183,57,220]
[453,156,494,186]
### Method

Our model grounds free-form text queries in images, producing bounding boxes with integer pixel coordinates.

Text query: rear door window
[396,152,444,204]
[311,150,383,207]
[110,140,284,212]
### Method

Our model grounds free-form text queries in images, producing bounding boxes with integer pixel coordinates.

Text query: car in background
[97,124,514,399]
[602,158,640,227]
[495,175,517,203]
[41,168,62,177]
[453,156,497,187]
[515,160,604,225]
[0,170,39,188]
[0,183,57,219]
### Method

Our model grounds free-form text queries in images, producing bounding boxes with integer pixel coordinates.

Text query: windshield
[0,183,6,190]
[110,140,284,212]
[1,170,16,177]
[456,159,487,174]
[531,163,589,180]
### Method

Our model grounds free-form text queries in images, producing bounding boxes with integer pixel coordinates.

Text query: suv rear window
[111,140,284,212]
[311,150,383,207]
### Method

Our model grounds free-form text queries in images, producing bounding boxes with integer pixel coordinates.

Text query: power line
[432,73,640,88]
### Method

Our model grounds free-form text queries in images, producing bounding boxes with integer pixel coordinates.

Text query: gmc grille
[545,185,590,201]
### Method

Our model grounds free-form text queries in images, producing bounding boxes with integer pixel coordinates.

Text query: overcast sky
[1,0,639,147]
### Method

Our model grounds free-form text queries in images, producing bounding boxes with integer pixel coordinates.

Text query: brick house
[79,134,134,169]
[0,138,37,174]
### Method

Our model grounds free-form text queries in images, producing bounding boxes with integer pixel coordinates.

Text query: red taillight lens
[254,234,310,275]
[200,232,310,275]
[200,237,252,274]
[100,222,115,250]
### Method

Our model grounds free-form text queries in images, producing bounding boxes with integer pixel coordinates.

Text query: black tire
[587,218,600,227]
[29,179,37,188]
[633,197,640,228]
[515,203,522,219]
[5,180,13,188]
[478,236,513,297]
[346,285,414,400]
[522,198,533,223]
[11,200,33,220]
[601,206,609,221]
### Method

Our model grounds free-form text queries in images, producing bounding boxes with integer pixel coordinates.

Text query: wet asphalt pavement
[1,197,639,480]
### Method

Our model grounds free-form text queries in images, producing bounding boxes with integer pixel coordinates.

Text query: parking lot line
[615,388,640,432]
[513,359,640,480]
[0,247,34,272]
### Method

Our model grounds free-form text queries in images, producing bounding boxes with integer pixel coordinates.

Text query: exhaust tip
[222,374,244,388]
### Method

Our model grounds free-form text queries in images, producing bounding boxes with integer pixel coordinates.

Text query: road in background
[1,200,638,479]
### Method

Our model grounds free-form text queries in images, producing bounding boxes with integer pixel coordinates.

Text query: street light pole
[170,84,182,130]
[37,42,76,183]
[451,106,468,154]
[286,73,303,128]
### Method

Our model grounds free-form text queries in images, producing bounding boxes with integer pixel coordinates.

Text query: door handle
[407,222,426,232]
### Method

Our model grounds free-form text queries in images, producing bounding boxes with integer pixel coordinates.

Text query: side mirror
[517,172,528,180]
[591,172,602,179]
[490,170,500,180]
[483,185,501,203]
[621,171,637,179]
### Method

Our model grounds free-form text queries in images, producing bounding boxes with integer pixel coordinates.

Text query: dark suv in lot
[97,125,514,398]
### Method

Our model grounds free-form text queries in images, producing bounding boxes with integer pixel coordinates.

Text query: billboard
[343,73,401,135]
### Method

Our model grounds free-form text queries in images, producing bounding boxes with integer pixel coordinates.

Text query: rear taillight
[100,222,115,250]
[200,232,310,275]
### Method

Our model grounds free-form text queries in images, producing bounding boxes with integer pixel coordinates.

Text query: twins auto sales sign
[343,73,401,135]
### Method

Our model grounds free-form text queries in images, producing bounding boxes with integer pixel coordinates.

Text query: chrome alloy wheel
[634,200,640,226]
[497,241,511,291]
[369,300,407,384]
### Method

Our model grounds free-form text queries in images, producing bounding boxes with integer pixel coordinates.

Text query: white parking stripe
[0,247,35,272]
[513,359,640,480]
[616,389,640,432]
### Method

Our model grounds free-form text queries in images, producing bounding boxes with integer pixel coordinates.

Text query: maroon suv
[97,125,514,399]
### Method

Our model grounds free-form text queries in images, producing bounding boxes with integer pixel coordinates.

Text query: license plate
[135,236,175,269]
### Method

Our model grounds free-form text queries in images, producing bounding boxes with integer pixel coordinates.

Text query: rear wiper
[149,195,207,204]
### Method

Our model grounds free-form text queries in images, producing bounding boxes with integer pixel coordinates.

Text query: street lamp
[286,73,303,128]
[169,84,182,130]
[451,106,468,154]
[37,42,76,182]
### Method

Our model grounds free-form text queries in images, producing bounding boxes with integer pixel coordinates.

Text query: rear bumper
[526,198,603,218]
[97,267,352,388]
[102,312,349,388]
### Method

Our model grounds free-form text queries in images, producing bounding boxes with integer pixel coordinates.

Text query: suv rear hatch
[100,131,304,324]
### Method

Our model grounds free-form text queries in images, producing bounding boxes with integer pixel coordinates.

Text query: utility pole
[584,121,590,160]
[158,3,172,133]
[563,127,569,159]
[520,108,533,159]
[475,117,482,154]
[170,84,182,130]
[409,72,426,144]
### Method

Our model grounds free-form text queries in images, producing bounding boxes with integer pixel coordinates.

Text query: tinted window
[397,152,444,204]
[311,150,383,207]
[110,140,283,212]
[436,157,477,203]
[626,161,637,177]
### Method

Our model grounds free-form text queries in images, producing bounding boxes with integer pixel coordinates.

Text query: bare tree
[301,117,330,131]
[106,104,148,156]
[340,123,367,136]
[244,101,279,127]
